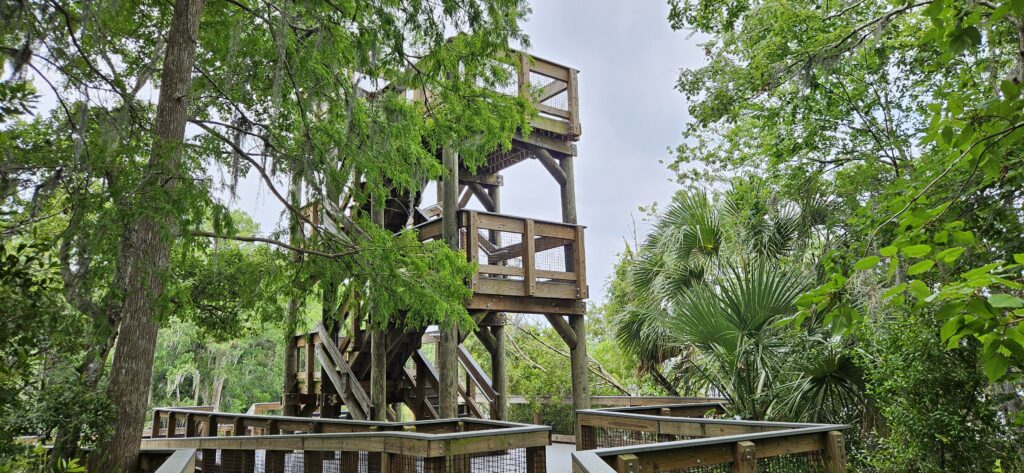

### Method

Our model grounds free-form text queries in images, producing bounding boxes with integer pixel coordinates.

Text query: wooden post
[183,413,196,437]
[487,184,508,421]
[733,441,756,473]
[823,431,847,473]
[166,411,177,438]
[613,454,638,473]
[370,196,388,421]
[569,314,590,438]
[491,325,507,420]
[526,446,547,473]
[439,146,460,418]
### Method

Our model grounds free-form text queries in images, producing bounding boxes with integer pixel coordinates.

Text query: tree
[3,0,533,468]
[665,0,1024,466]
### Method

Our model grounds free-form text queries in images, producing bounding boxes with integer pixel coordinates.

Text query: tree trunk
[282,170,303,416]
[370,196,388,420]
[89,0,205,470]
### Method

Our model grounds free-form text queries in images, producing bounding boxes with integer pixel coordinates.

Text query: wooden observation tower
[285,50,588,431]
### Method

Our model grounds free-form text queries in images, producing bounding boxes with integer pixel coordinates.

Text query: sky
[229,1,707,303]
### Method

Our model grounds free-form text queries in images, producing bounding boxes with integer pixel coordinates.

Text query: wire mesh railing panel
[588,428,701,448]
[660,464,732,473]
[199,449,390,473]
[508,403,574,436]
[533,244,570,274]
[757,451,825,473]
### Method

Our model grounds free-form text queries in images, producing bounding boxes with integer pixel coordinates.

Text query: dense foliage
[607,0,1024,470]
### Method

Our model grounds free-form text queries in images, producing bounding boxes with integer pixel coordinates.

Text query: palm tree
[612,179,864,422]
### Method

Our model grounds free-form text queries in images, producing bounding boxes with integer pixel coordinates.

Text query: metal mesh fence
[507,403,574,436]
[194,448,530,473]
[529,72,569,114]
[586,427,701,449]
[757,451,825,472]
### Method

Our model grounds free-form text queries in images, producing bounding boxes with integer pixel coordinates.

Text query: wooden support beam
[460,173,503,187]
[513,131,576,157]
[457,185,473,209]
[570,314,590,438]
[523,219,536,296]
[439,146,460,418]
[492,325,507,421]
[531,147,567,185]
[467,182,496,212]
[544,314,577,347]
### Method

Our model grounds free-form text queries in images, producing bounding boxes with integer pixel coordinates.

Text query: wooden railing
[411,50,580,140]
[573,406,847,473]
[417,210,587,302]
[143,407,550,473]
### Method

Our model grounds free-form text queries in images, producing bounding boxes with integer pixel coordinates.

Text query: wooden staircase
[292,319,499,421]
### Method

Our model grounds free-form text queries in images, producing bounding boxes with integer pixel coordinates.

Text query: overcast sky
[229,1,706,303]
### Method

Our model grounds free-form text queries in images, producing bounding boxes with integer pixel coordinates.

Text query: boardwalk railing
[573,405,847,473]
[417,210,587,305]
[143,407,550,473]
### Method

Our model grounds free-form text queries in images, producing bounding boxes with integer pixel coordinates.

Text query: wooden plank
[533,221,577,240]
[535,80,568,102]
[513,131,575,157]
[487,236,572,264]
[459,173,503,187]
[524,219,536,296]
[528,55,571,82]
[536,102,571,119]
[575,226,588,298]
[304,450,324,473]
[475,213,526,233]
[530,115,571,137]
[468,212,480,291]
[317,323,372,414]
[536,269,577,281]
[576,413,659,433]
[567,68,581,137]
[265,451,286,473]
[478,264,526,277]
[457,346,497,400]
[635,443,734,472]
[466,293,586,315]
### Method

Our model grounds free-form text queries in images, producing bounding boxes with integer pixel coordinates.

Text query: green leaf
[908,280,932,299]
[907,259,935,275]
[882,283,908,299]
[983,352,1010,382]
[940,315,963,341]
[854,255,881,270]
[879,246,898,257]
[988,293,1024,308]
[1000,79,1021,99]
[901,244,932,258]
[935,247,965,264]
[1014,253,1024,264]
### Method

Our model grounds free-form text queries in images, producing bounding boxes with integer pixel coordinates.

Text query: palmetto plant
[613,181,863,421]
